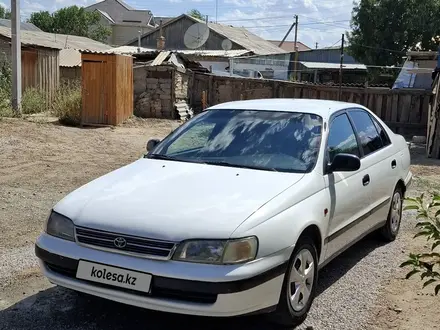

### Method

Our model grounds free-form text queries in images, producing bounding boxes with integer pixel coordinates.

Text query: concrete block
[146,78,159,84]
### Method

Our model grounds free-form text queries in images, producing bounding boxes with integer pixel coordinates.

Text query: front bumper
[35,233,290,317]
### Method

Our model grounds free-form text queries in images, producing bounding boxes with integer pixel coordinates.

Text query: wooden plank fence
[190,73,432,138]
[427,74,440,158]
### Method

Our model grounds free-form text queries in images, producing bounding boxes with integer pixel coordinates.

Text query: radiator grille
[75,227,176,259]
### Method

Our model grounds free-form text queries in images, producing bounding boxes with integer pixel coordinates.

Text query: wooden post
[202,90,207,110]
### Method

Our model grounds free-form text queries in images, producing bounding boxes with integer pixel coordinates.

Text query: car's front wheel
[268,237,318,327]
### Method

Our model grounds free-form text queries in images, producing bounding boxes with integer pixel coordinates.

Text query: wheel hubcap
[390,192,402,233]
[289,249,315,312]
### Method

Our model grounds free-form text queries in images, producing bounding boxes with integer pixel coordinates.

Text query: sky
[0,0,355,49]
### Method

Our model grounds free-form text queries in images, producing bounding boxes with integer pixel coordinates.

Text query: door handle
[362,174,370,186]
[391,159,397,169]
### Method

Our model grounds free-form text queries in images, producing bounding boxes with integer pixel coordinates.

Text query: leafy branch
[400,193,440,295]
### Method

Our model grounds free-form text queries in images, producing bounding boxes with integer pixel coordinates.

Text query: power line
[235,22,349,29]
[326,39,342,48]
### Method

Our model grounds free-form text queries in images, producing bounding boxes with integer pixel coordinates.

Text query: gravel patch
[0,119,433,330]
[297,212,414,330]
[0,245,38,286]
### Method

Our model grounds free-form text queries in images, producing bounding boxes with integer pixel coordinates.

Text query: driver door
[323,112,372,260]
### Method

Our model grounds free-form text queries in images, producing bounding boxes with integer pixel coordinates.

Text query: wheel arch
[297,224,323,260]
[396,179,406,197]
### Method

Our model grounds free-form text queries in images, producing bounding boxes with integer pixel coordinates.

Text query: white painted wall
[230,54,291,81]
[199,60,229,72]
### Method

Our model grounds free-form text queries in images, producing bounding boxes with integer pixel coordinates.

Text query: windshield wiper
[146,154,178,160]
[202,160,278,172]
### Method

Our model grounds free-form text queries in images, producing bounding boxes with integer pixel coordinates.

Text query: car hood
[54,158,304,241]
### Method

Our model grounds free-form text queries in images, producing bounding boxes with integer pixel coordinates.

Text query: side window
[348,110,383,156]
[370,115,391,147]
[327,113,360,162]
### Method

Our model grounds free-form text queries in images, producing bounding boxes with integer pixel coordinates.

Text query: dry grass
[51,82,82,126]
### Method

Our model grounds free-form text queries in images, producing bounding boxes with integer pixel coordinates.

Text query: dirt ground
[1,116,440,329]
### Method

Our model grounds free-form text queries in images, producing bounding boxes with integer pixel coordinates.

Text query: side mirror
[146,139,160,152]
[328,153,361,173]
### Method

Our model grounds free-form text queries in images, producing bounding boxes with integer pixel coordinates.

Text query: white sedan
[35,99,412,327]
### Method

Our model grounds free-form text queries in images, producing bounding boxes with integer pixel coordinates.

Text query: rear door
[347,108,397,227]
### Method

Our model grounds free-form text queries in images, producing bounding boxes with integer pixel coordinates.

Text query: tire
[267,237,319,328]
[380,186,403,242]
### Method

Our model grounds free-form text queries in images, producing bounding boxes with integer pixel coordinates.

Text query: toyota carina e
[35,98,412,327]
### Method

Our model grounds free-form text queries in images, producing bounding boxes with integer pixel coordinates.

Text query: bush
[21,87,47,114]
[51,81,82,126]
[400,193,440,295]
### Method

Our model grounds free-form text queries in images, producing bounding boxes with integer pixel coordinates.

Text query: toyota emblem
[114,237,127,249]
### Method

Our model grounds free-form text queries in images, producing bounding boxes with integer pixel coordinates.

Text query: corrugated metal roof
[268,40,311,52]
[300,61,367,70]
[175,49,251,57]
[0,26,61,49]
[60,49,81,67]
[0,19,42,31]
[151,51,171,66]
[111,45,158,54]
[0,26,113,51]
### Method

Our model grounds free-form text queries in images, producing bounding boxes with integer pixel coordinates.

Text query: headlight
[172,236,258,264]
[45,211,75,241]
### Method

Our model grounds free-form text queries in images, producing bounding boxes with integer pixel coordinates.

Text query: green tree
[0,5,11,19]
[187,9,205,21]
[28,6,111,43]
[347,0,440,67]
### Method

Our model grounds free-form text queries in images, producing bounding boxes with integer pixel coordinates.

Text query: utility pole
[278,15,296,48]
[293,15,299,81]
[215,0,218,23]
[11,0,21,113]
[338,33,345,101]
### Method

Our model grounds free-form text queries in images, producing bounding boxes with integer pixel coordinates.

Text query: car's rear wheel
[380,186,403,241]
[268,237,318,327]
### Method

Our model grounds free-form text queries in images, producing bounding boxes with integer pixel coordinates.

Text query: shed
[81,52,133,126]
[0,26,61,101]
[59,49,82,80]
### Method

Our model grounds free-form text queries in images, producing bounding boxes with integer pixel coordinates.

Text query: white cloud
[217,0,353,48]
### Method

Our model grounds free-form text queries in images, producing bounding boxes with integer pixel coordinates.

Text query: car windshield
[148,109,323,173]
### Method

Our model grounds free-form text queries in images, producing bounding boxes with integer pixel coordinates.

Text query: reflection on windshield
[149,109,323,173]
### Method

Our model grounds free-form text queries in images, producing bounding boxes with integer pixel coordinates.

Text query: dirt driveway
[0,117,439,330]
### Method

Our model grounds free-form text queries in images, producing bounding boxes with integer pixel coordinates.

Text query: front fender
[231,177,330,262]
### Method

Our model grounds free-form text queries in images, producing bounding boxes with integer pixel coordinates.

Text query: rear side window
[348,110,383,156]
[327,113,360,162]
[370,115,391,147]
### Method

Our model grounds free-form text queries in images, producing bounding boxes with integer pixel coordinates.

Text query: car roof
[207,98,366,120]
